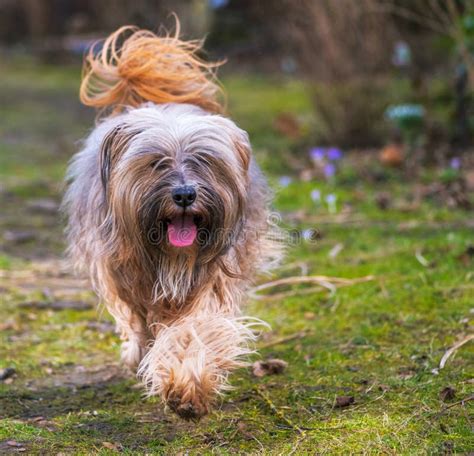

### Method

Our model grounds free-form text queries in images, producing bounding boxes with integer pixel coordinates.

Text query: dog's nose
[172,185,197,207]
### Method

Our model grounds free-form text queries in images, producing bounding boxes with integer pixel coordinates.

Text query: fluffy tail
[80,21,223,114]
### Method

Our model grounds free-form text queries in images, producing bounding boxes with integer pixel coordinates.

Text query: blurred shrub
[272,0,398,147]
[269,0,474,149]
[281,0,395,82]
[310,80,394,147]
[380,0,474,146]
[0,0,210,44]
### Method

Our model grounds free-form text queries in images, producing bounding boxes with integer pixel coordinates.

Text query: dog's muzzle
[172,185,197,208]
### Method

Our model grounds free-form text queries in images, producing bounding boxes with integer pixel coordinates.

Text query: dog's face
[99,105,251,264]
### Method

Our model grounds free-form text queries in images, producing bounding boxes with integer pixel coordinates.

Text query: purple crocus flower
[309,147,325,161]
[323,163,336,179]
[327,147,343,161]
[326,193,337,204]
[450,157,461,170]
[278,176,292,187]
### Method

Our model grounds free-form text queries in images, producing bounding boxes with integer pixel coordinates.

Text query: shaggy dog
[63,24,281,420]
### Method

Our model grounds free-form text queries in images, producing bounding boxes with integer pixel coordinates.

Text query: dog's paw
[166,395,209,421]
[120,339,145,371]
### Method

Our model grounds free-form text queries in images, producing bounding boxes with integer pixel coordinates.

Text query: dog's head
[99,104,251,264]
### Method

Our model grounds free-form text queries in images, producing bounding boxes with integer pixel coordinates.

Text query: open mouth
[166,214,200,248]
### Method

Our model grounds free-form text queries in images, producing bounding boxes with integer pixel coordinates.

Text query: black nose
[172,185,197,207]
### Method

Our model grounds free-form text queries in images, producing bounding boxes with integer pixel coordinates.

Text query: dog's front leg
[107,299,150,371]
[137,308,259,420]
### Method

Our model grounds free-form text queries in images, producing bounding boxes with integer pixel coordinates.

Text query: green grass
[0,58,472,455]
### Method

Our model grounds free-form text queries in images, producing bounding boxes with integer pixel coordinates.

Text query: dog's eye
[150,159,167,171]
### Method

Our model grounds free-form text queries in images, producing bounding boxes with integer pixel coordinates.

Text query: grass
[0,56,472,455]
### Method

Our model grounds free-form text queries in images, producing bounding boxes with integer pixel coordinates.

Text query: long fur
[80,23,223,115]
[63,22,282,420]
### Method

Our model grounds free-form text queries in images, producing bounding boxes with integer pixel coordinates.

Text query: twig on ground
[255,286,326,301]
[251,275,374,300]
[439,334,474,369]
[286,216,474,231]
[441,395,474,411]
[328,243,344,259]
[285,433,307,456]
[415,249,430,267]
[259,330,312,349]
[253,385,305,436]
[434,395,474,419]
[274,261,309,276]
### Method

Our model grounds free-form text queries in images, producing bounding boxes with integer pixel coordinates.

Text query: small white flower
[310,189,321,203]
[325,193,337,214]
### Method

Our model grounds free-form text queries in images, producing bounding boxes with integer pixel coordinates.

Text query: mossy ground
[0,57,473,455]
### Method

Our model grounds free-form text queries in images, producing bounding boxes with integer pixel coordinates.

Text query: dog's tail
[80,20,223,115]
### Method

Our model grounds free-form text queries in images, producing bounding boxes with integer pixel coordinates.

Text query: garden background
[0,1,473,454]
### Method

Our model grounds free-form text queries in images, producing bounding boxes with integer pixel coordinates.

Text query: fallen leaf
[335,395,355,408]
[398,368,415,380]
[29,416,57,431]
[465,170,474,191]
[439,386,456,402]
[328,243,344,259]
[237,421,253,441]
[252,358,288,377]
[0,440,26,454]
[0,367,16,381]
[379,144,403,167]
[6,441,24,448]
[102,441,122,451]
[0,320,19,331]
[375,192,392,210]
[457,245,474,266]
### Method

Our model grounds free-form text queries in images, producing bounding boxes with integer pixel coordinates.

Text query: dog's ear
[100,124,135,192]
[233,130,251,172]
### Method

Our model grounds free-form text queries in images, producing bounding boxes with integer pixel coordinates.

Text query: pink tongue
[168,215,197,247]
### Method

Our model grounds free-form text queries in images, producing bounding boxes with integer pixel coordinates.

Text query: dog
[62,23,282,420]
